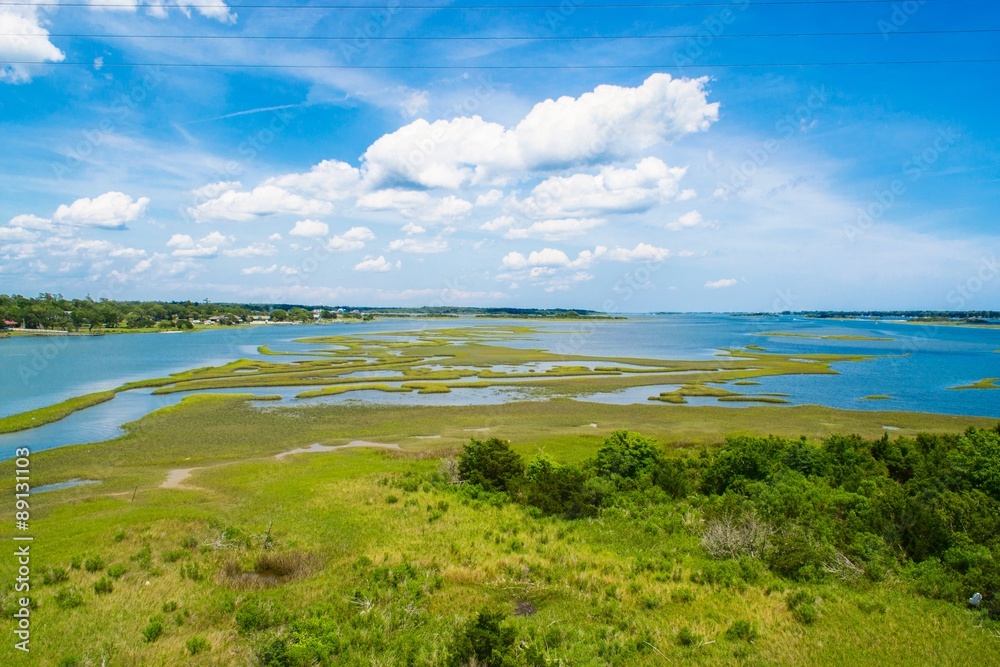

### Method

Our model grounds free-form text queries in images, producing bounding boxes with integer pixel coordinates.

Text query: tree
[457,437,524,493]
[270,309,288,322]
[594,431,661,480]
[288,307,311,322]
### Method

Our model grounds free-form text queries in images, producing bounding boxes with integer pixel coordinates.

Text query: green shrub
[672,588,695,603]
[235,597,274,633]
[676,626,700,647]
[448,607,517,667]
[386,494,399,504]
[163,549,187,563]
[162,600,178,613]
[93,577,113,595]
[107,564,127,579]
[458,437,525,493]
[57,657,81,667]
[141,616,164,643]
[768,532,823,580]
[69,556,82,570]
[725,620,758,642]
[113,528,127,542]
[42,567,69,585]
[181,535,199,550]
[83,555,105,573]
[522,457,596,518]
[54,586,83,609]
[787,590,819,624]
[594,431,661,480]
[186,636,211,655]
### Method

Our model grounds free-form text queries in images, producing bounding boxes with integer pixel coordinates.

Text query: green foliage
[521,456,597,518]
[83,555,105,573]
[235,596,276,634]
[53,587,83,610]
[787,590,819,624]
[458,437,525,493]
[186,636,211,655]
[106,564,127,579]
[676,626,701,647]
[593,430,661,480]
[93,577,113,595]
[141,616,164,643]
[448,608,517,667]
[42,567,69,585]
[725,619,759,642]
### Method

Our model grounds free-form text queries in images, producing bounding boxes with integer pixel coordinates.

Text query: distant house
[250,314,271,322]
[2,319,18,330]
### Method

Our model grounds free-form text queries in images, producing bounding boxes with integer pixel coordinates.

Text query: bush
[767,531,823,580]
[725,620,759,642]
[594,431,661,480]
[448,608,517,667]
[522,457,596,518]
[93,577,113,595]
[676,627,700,647]
[54,586,83,609]
[42,567,69,585]
[107,564,127,579]
[83,555,105,573]
[787,590,819,624]
[458,437,525,493]
[186,636,211,655]
[141,616,164,643]
[235,597,274,633]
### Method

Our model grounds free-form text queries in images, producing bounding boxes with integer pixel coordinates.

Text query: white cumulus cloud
[188,185,333,222]
[361,73,718,189]
[387,238,449,254]
[705,278,738,289]
[289,219,330,238]
[354,255,396,272]
[52,192,149,229]
[327,226,375,252]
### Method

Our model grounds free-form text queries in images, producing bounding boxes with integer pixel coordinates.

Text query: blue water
[1,315,997,458]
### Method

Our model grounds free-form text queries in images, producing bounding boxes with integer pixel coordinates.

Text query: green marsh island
[2,324,1000,666]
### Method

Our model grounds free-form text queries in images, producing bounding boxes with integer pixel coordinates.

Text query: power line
[0,0,939,8]
[6,58,999,69]
[8,28,1000,41]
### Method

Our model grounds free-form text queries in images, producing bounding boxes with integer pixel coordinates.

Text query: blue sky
[1,0,998,311]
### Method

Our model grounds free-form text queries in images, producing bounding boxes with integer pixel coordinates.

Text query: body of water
[1,316,997,457]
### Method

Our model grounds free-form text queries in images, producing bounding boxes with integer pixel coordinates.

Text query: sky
[0,0,998,312]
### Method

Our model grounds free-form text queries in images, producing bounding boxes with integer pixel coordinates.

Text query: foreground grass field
[1,395,998,666]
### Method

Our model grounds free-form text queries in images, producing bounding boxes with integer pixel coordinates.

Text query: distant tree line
[731,310,1000,320]
[0,294,372,331]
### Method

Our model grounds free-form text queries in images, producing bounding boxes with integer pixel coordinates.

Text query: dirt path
[274,440,401,460]
[158,440,403,490]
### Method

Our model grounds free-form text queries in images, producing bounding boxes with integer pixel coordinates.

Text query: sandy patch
[275,440,401,460]
[414,435,442,440]
[161,467,201,489]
